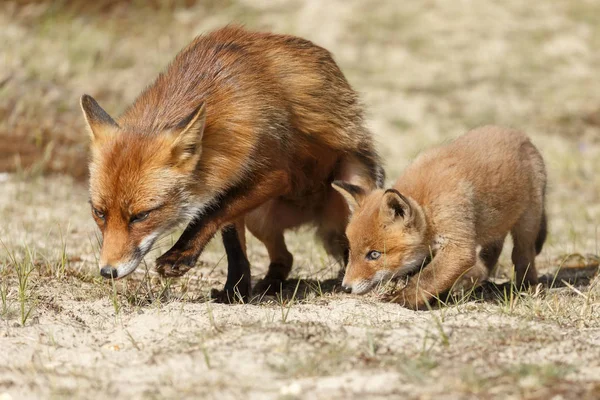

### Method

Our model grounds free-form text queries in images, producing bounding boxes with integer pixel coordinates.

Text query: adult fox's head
[332,182,429,294]
[81,95,206,279]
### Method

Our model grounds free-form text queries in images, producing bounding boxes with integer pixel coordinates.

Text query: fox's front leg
[391,246,476,310]
[155,215,219,278]
[213,218,252,302]
[156,171,290,278]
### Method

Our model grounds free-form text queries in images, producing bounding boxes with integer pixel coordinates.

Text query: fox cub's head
[333,181,429,295]
[81,95,206,279]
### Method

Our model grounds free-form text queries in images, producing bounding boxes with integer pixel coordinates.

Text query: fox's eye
[366,250,382,261]
[92,208,105,220]
[130,211,150,224]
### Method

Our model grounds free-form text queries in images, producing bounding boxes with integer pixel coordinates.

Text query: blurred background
[2,3,600,397]
[1,0,599,262]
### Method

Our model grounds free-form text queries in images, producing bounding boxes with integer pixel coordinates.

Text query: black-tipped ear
[332,180,366,214]
[170,102,206,167]
[380,189,412,224]
[80,94,119,142]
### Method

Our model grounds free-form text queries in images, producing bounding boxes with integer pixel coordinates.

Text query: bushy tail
[352,148,386,189]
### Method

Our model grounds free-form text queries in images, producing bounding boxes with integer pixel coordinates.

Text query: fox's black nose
[100,266,118,279]
[341,284,352,294]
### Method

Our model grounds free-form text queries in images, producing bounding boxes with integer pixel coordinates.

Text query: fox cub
[333,126,547,309]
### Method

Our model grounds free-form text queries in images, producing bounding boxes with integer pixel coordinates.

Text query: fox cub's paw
[155,250,197,277]
[383,287,428,310]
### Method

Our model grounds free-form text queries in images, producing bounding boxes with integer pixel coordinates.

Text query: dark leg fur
[213,224,251,303]
[479,239,504,270]
[535,211,547,255]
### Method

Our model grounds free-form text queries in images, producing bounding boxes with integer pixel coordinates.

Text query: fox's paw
[252,277,285,297]
[210,287,249,304]
[155,251,197,277]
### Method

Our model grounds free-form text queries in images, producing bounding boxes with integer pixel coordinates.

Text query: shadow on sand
[244,264,600,306]
[451,264,599,306]
[182,262,599,306]
[232,277,346,304]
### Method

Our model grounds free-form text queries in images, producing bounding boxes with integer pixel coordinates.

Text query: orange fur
[334,126,547,309]
[81,26,384,297]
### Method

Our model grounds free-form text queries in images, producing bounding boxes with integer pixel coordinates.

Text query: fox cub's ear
[332,181,366,214]
[80,94,119,145]
[170,102,206,169]
[380,189,413,225]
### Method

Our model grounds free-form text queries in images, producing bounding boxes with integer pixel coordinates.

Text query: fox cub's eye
[366,250,382,261]
[130,211,150,224]
[92,208,105,220]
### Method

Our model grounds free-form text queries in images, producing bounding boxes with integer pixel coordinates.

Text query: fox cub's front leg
[391,247,477,310]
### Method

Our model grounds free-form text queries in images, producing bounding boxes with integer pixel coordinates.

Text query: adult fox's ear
[380,189,413,225]
[332,181,366,214]
[170,102,206,169]
[80,94,119,146]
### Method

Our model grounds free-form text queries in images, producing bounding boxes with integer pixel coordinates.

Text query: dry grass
[1,0,600,399]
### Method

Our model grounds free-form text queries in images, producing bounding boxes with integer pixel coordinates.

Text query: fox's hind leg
[246,200,300,296]
[315,186,351,286]
[317,184,351,263]
[510,140,547,288]
[510,208,543,288]
[480,238,505,271]
[252,231,294,296]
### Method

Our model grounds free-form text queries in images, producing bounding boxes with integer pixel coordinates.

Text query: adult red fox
[333,126,547,309]
[81,26,384,301]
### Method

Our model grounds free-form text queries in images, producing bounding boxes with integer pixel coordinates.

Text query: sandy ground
[1,176,600,400]
[2,0,600,399]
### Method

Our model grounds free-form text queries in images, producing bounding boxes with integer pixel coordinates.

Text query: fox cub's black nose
[341,285,352,294]
[100,266,118,279]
